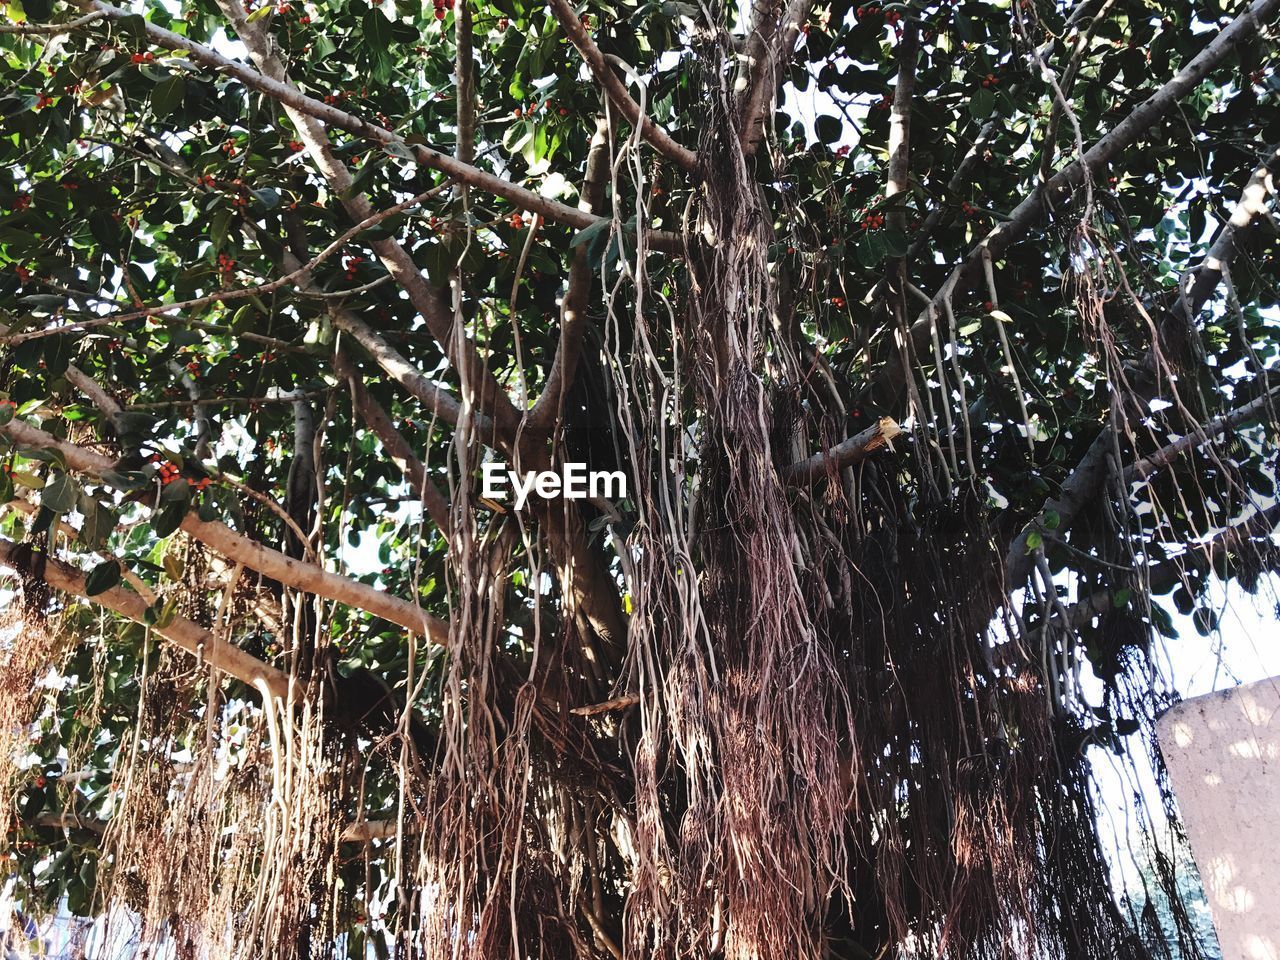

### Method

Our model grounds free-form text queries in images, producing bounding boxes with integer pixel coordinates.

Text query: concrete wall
[1157,677,1280,960]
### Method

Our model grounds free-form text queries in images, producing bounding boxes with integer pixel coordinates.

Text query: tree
[0,0,1276,955]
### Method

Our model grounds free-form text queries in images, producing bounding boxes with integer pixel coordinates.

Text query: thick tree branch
[873,0,1280,407]
[1004,427,1112,587]
[1124,383,1280,484]
[455,0,476,169]
[885,23,919,214]
[280,249,494,442]
[64,363,127,436]
[527,116,611,432]
[548,0,696,172]
[206,1,523,448]
[738,0,815,157]
[79,1,681,253]
[0,537,296,700]
[333,350,453,534]
[2,499,156,600]
[1004,137,1280,588]
[1172,142,1280,331]
[0,418,449,644]
[785,416,903,482]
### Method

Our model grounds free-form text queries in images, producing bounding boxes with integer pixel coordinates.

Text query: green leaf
[88,210,121,251]
[253,187,280,209]
[815,114,842,144]
[85,559,122,596]
[1111,587,1131,609]
[383,140,415,161]
[880,228,909,258]
[152,75,186,118]
[570,218,612,250]
[1150,604,1177,639]
[162,550,184,581]
[153,598,179,630]
[81,502,118,548]
[151,499,186,538]
[855,231,887,268]
[98,469,148,493]
[970,88,994,119]
[1024,529,1043,553]
[41,471,77,513]
[160,477,190,504]
[30,505,57,535]
[10,470,43,491]
[119,13,147,44]
[210,210,232,252]
[246,3,274,21]
[1042,509,1060,530]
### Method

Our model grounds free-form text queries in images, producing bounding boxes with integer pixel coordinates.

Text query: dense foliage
[0,0,1277,955]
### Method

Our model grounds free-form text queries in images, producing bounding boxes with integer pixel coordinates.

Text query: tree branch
[738,0,815,157]
[0,11,105,33]
[1003,137,1280,588]
[547,0,697,172]
[527,116,611,432]
[79,0,682,253]
[784,416,904,483]
[885,22,919,213]
[872,0,1280,407]
[1124,382,1280,484]
[0,418,449,644]
[455,0,476,170]
[1004,426,1112,587]
[332,349,453,534]
[1172,141,1280,332]
[0,537,296,700]
[326,311,490,436]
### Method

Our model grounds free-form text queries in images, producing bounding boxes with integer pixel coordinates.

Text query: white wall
[1157,677,1280,960]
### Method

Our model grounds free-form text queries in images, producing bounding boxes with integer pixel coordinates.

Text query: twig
[81,0,684,252]
[3,181,455,346]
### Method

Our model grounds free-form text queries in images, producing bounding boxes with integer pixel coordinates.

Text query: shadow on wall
[1157,676,1280,960]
